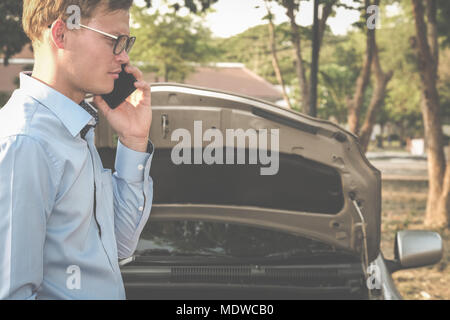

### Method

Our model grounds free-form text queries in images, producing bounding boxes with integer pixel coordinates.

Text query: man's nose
[116,49,130,65]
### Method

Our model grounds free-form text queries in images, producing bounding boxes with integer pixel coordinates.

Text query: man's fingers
[124,64,143,81]
[134,81,150,93]
[134,81,151,103]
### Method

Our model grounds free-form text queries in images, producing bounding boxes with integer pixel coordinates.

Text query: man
[0,0,153,299]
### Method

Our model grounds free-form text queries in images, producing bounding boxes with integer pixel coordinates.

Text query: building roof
[186,64,282,103]
[144,64,283,103]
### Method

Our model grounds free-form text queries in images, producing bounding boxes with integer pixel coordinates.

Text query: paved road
[366,152,428,180]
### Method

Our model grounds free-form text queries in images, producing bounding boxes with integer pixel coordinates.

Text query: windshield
[135,219,356,261]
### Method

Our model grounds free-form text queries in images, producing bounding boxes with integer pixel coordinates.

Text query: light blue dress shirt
[0,72,154,299]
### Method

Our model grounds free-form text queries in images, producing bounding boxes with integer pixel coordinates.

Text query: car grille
[170,265,351,287]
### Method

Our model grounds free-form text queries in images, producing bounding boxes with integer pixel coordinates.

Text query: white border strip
[0,58,35,65]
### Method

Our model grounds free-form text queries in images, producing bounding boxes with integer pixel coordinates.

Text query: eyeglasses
[48,23,136,55]
[79,24,136,55]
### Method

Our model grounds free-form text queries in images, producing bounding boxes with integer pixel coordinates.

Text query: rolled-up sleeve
[112,139,154,259]
[0,135,59,299]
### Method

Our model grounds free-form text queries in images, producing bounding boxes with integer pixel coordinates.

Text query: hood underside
[147,83,382,262]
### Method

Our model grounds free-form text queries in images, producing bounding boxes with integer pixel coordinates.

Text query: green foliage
[143,0,218,14]
[437,0,450,47]
[314,31,363,121]
[130,5,220,82]
[0,0,30,66]
[438,49,450,121]
[216,0,443,137]
[0,0,448,136]
[215,22,309,85]
[215,24,274,81]
[376,1,423,136]
[317,63,357,123]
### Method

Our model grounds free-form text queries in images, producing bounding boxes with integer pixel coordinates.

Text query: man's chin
[90,84,115,96]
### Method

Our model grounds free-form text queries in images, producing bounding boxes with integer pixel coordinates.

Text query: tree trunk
[436,163,450,227]
[347,0,375,135]
[359,32,393,153]
[266,2,293,109]
[318,0,337,53]
[412,0,449,227]
[285,1,310,114]
[425,0,438,74]
[164,64,169,82]
[309,0,320,117]
[280,0,336,114]
[421,91,446,226]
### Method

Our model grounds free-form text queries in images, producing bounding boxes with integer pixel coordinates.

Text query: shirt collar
[19,72,93,137]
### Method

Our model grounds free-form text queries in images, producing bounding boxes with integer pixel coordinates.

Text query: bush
[387,134,400,141]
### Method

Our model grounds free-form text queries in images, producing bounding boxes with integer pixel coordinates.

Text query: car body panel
[148,83,382,262]
[371,253,403,300]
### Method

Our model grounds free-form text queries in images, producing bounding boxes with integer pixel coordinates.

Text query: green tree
[377,1,423,138]
[0,0,30,66]
[263,0,293,109]
[316,62,360,123]
[130,6,219,82]
[411,0,450,227]
[269,0,338,114]
[215,22,301,86]
[436,0,450,47]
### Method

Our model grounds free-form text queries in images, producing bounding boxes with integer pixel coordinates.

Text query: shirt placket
[84,129,117,274]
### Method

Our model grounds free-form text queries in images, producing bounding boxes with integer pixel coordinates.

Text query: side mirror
[385,230,443,273]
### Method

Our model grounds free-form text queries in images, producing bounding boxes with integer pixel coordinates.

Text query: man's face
[62,5,131,95]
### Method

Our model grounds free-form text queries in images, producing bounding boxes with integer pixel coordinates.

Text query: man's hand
[94,64,152,153]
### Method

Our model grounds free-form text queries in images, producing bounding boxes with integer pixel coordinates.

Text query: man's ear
[50,19,67,50]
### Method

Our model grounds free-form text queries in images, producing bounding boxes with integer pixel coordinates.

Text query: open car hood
[148,83,381,262]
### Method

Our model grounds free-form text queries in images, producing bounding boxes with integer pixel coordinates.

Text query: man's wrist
[115,139,153,182]
[118,136,149,153]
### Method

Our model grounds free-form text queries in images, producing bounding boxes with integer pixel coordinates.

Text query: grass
[380,180,450,300]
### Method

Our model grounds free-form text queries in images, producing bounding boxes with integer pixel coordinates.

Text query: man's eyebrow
[109,30,130,36]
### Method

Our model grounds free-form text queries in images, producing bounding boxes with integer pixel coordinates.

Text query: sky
[135,0,400,39]
[203,0,361,38]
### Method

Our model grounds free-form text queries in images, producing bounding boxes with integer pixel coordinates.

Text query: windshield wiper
[136,248,175,256]
[135,248,229,258]
[263,247,348,259]
[132,248,353,265]
[263,248,310,259]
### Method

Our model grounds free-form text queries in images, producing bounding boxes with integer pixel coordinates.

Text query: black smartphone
[101,64,137,109]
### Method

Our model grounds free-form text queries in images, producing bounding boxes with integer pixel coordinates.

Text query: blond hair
[22,0,133,45]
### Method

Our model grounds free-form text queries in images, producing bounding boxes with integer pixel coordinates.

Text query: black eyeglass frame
[47,22,136,55]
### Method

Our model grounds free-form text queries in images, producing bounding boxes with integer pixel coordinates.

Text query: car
[99,83,443,300]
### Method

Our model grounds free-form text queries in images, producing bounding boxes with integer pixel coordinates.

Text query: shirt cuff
[115,139,154,182]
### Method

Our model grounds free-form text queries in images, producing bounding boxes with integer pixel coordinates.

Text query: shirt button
[138,164,144,171]
[138,206,144,212]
